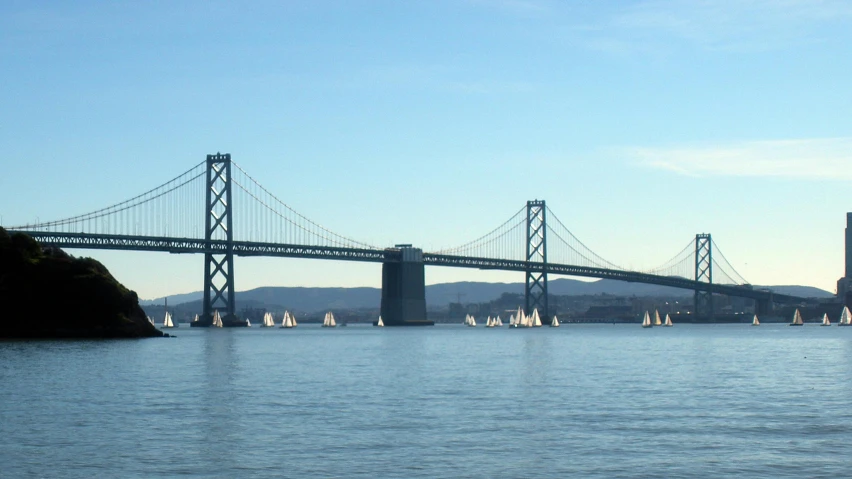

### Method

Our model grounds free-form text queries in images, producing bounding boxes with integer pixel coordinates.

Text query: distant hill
[142,278,833,312]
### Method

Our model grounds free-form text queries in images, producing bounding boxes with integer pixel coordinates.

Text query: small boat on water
[162,311,175,328]
[654,310,662,326]
[821,313,831,326]
[485,316,495,328]
[531,309,542,327]
[752,314,760,326]
[551,315,560,327]
[280,311,294,328]
[495,315,503,327]
[464,314,477,327]
[641,311,652,328]
[212,310,223,328]
[262,312,276,327]
[376,316,384,327]
[663,314,673,327]
[838,306,852,326]
[322,311,337,328]
[789,308,804,326]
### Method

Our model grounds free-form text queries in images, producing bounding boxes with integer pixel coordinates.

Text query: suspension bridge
[6,153,804,326]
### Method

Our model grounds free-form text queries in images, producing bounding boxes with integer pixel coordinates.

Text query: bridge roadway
[16,231,805,304]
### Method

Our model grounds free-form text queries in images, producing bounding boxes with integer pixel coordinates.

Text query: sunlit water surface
[2,324,852,478]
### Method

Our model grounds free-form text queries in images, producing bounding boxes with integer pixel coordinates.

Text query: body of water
[2,324,852,478]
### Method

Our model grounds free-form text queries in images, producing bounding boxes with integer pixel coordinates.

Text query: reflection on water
[2,324,852,478]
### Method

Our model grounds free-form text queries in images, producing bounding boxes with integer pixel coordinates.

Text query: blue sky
[2,0,851,299]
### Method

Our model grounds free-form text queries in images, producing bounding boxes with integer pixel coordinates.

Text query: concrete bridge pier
[380,246,433,326]
[755,297,773,316]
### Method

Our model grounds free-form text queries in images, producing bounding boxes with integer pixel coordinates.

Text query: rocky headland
[0,227,164,338]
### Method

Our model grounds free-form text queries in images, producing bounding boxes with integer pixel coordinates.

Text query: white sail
[291,312,297,327]
[376,315,384,327]
[752,314,760,326]
[654,310,662,326]
[212,310,223,327]
[531,309,542,327]
[551,315,559,327]
[791,309,803,325]
[322,312,329,327]
[496,316,503,327]
[664,314,673,327]
[282,311,293,328]
[469,316,476,327]
[246,319,251,327]
[822,313,831,326]
[329,312,336,327]
[508,314,516,326]
[841,306,851,325]
[192,314,199,323]
[641,311,651,327]
[163,312,174,328]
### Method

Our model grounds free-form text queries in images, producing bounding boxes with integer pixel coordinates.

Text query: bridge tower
[694,233,713,319]
[200,153,236,326]
[525,200,548,319]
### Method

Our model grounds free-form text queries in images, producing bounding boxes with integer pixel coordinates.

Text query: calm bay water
[2,324,852,478]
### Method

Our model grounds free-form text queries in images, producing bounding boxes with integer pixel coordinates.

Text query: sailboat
[495,316,503,327]
[212,310,223,328]
[162,311,175,328]
[550,315,560,327]
[245,319,251,327]
[467,315,477,327]
[654,310,662,326]
[789,308,804,326]
[376,315,384,327]
[291,312,298,327]
[838,306,852,326]
[752,314,760,326]
[192,314,199,324]
[531,309,542,327]
[280,311,294,328]
[508,314,516,327]
[821,313,831,326]
[641,311,652,328]
[322,311,337,328]
[261,312,275,327]
[162,297,177,328]
[663,314,673,327]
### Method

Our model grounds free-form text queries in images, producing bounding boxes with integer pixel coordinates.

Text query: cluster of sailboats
[640,310,674,328]
[782,306,852,326]
[157,304,852,329]
[462,307,560,328]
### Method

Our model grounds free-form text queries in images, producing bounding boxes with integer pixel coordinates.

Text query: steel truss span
[15,231,802,303]
[421,253,798,303]
[17,231,393,263]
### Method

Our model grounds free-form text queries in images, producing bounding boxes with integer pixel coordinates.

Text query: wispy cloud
[624,138,852,180]
[587,0,852,53]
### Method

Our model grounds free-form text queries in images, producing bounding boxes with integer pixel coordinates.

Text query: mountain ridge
[142,279,833,312]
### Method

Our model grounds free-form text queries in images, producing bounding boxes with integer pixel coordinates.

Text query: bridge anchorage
[6,151,812,326]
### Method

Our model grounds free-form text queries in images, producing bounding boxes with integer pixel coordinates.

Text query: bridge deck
[13,231,803,303]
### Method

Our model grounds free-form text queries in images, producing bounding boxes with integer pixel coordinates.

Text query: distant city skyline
[1,1,850,298]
